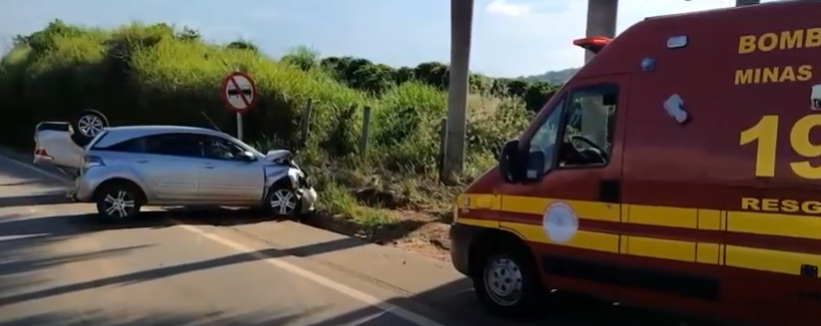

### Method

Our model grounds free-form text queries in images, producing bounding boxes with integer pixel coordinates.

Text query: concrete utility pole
[736,0,760,6]
[444,0,473,180]
[582,0,618,150]
[584,0,619,63]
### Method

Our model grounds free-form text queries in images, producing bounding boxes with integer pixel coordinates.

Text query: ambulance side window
[527,99,565,175]
[556,84,618,168]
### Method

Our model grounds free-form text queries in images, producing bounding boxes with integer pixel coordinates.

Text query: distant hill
[520,67,580,85]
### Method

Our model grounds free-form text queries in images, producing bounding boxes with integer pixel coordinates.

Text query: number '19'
[739,114,821,180]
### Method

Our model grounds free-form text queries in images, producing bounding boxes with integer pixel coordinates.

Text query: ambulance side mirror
[499,140,524,183]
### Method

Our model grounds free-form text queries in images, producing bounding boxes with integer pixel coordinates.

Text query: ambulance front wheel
[472,237,543,318]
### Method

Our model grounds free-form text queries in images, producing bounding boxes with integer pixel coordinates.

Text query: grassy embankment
[0,22,533,255]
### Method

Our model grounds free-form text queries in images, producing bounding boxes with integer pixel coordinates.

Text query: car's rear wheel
[472,237,543,318]
[95,183,142,221]
[264,181,299,217]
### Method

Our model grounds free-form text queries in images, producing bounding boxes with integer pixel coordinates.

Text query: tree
[177,26,201,41]
[278,45,559,111]
[227,40,259,53]
[281,46,320,71]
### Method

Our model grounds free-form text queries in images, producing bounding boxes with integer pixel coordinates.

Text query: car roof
[104,125,226,137]
[105,125,214,133]
[92,125,231,148]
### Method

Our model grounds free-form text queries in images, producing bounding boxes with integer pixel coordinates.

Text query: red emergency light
[573,36,612,54]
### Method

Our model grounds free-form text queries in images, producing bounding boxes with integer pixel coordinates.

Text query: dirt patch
[305,209,452,262]
[391,220,451,261]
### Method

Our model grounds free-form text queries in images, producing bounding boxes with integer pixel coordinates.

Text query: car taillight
[34,148,53,159]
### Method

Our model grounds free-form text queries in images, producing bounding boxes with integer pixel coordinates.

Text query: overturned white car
[33,112,317,221]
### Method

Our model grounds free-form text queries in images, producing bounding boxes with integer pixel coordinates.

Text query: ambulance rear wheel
[472,237,542,318]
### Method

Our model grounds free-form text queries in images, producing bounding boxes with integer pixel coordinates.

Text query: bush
[0,20,538,215]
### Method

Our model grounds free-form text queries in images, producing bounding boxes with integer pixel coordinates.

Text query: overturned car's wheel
[264,181,300,217]
[74,109,109,139]
[95,182,142,221]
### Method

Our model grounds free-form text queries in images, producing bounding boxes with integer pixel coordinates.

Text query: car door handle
[203,165,216,169]
[136,160,149,164]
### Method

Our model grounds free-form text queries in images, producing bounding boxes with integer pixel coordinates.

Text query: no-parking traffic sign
[220,71,257,113]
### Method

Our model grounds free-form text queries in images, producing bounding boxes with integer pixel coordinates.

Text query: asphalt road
[0,151,722,326]
[0,154,460,326]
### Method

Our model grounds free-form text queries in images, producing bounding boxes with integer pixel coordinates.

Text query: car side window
[144,134,203,158]
[202,136,246,161]
[95,138,145,153]
[556,84,618,168]
[526,99,565,175]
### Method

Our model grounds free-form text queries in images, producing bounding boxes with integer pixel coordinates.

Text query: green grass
[0,20,535,228]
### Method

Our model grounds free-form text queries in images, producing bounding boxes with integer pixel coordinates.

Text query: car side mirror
[498,140,524,183]
[239,151,257,162]
[526,150,545,177]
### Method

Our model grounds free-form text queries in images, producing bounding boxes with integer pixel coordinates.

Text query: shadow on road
[0,208,278,237]
[0,307,327,326]
[0,244,152,277]
[0,149,75,211]
[0,155,71,190]
[0,191,71,209]
[308,279,730,326]
[0,237,368,307]
[0,204,426,250]
[0,228,155,311]
[0,220,727,326]
[0,203,727,325]
[0,181,39,187]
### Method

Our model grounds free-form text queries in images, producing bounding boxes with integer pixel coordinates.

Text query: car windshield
[84,130,108,150]
[224,135,264,157]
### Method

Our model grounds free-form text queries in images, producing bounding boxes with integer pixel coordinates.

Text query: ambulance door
[498,74,629,296]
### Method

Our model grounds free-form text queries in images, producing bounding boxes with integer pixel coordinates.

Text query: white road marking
[0,153,450,326]
[176,223,448,326]
[339,310,390,326]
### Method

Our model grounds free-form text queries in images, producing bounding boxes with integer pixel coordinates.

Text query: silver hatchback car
[35,124,317,221]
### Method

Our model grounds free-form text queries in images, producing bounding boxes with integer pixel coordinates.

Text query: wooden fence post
[358,106,372,155]
[300,99,313,147]
[438,117,448,183]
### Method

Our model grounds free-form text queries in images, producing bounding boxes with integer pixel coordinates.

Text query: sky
[0,0,777,77]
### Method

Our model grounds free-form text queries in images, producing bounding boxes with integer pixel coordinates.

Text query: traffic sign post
[220,71,258,140]
[237,110,243,141]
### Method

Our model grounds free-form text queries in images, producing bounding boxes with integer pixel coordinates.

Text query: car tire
[95,182,142,221]
[472,239,543,318]
[73,109,109,141]
[263,180,300,217]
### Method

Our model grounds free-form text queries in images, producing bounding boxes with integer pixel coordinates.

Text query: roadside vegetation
[0,21,555,258]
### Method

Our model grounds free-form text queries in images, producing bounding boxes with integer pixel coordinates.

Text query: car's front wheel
[95,182,142,221]
[264,181,299,217]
